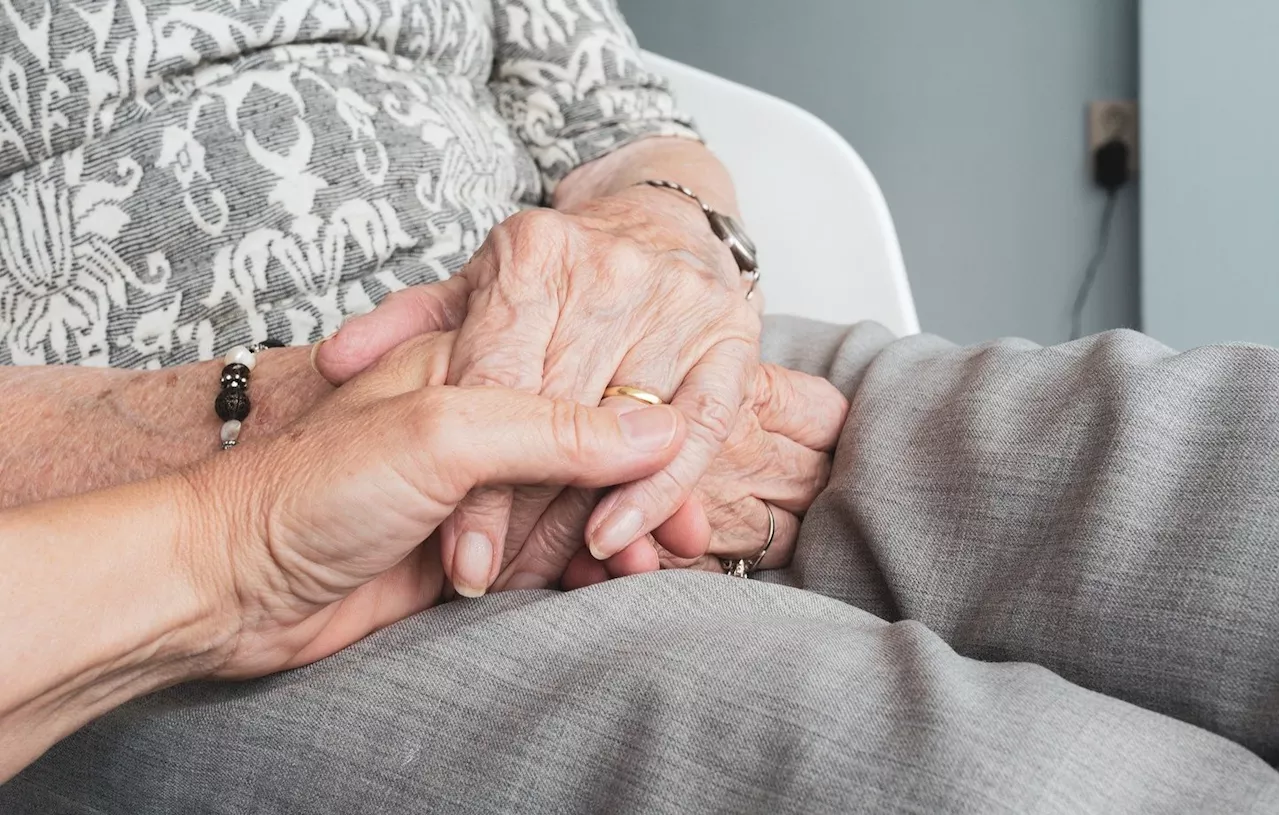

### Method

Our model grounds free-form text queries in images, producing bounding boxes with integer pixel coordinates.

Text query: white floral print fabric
[0,0,698,367]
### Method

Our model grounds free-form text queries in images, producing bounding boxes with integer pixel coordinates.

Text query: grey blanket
[4,317,1277,813]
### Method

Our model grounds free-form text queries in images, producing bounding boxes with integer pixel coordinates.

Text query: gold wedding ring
[722,502,776,579]
[602,385,665,406]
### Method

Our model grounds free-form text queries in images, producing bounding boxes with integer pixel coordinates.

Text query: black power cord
[1071,138,1131,340]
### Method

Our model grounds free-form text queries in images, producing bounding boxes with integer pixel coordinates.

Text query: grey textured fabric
[4,319,1277,813]
[761,317,1280,765]
[0,0,698,366]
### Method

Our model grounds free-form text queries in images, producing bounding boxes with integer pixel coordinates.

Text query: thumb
[419,388,688,496]
[412,389,686,598]
[313,276,472,385]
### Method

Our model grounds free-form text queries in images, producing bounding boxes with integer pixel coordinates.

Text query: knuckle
[396,394,471,499]
[548,401,594,462]
[801,457,832,504]
[657,548,704,570]
[501,208,572,262]
[462,486,512,518]
[407,392,448,448]
[690,391,737,445]
[525,504,591,564]
[754,364,780,412]
[514,485,563,506]
[699,493,732,529]
[453,340,543,392]
[508,206,564,234]
[810,379,851,445]
[723,411,755,449]
[601,238,648,276]
[537,510,581,548]
[827,387,852,425]
[516,546,568,581]
[463,365,529,390]
[481,212,581,309]
[768,449,830,511]
[639,465,689,512]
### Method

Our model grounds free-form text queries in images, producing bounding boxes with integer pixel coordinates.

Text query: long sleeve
[489,0,701,196]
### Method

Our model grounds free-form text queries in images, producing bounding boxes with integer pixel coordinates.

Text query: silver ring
[722,502,776,578]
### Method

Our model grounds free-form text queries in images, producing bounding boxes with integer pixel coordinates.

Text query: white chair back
[643,51,920,335]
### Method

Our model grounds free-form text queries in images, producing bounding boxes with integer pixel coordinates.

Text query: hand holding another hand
[317,316,848,593]
[524,362,849,590]
[197,332,686,678]
[316,187,761,592]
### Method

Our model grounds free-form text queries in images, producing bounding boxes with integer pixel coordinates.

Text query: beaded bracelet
[215,339,284,450]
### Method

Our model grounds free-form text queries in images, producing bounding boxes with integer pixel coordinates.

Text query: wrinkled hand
[316,188,760,596]
[514,363,850,590]
[197,332,685,678]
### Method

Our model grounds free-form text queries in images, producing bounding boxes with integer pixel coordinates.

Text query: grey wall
[619,0,1139,345]
[1140,0,1279,349]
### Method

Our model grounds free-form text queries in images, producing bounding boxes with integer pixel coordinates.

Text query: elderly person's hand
[317,184,761,594]
[491,362,849,590]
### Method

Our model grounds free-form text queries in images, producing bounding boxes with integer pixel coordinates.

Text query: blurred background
[619,0,1278,348]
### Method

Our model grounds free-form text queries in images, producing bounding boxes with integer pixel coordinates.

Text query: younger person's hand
[198,331,686,677]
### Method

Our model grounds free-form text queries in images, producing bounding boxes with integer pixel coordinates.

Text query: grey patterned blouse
[0,0,698,367]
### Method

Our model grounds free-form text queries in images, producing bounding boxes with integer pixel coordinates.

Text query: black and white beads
[214,340,282,450]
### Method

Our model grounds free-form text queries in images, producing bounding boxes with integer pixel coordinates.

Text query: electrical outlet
[1088,100,1138,175]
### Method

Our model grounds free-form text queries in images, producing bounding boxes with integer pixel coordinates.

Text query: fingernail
[308,332,336,374]
[618,407,677,451]
[453,531,493,598]
[504,572,548,591]
[588,505,645,560]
